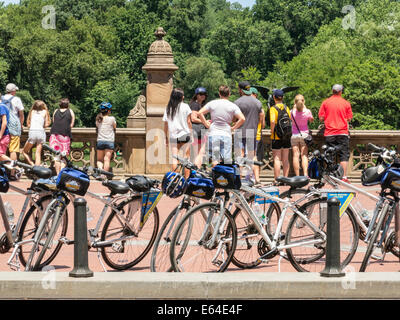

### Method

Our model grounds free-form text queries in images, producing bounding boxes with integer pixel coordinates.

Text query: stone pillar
[142,27,178,174]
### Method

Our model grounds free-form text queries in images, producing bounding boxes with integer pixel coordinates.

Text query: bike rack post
[320,197,345,278]
[69,198,93,278]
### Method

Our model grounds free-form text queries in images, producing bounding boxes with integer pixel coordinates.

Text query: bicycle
[354,143,400,271]
[150,156,210,272]
[169,158,358,273]
[25,144,162,271]
[276,144,400,268]
[0,160,68,271]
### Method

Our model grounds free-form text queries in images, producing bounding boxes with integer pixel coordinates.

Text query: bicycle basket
[184,177,215,200]
[212,164,241,190]
[0,167,9,193]
[308,158,320,179]
[56,167,90,196]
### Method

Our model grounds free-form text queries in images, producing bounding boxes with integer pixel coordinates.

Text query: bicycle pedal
[60,237,74,245]
[212,260,223,267]
[258,259,269,264]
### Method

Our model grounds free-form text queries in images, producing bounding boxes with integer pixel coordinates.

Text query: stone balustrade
[19,128,399,180]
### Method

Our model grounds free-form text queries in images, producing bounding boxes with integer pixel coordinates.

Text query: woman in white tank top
[96,102,116,172]
[22,100,50,165]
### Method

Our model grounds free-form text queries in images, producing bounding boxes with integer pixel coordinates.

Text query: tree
[174,55,228,100]
[201,17,293,76]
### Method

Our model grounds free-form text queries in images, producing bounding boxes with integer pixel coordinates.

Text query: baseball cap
[250,87,259,95]
[6,83,19,93]
[238,81,252,95]
[195,87,207,95]
[332,84,344,93]
[273,89,284,98]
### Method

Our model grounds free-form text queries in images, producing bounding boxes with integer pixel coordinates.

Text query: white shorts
[27,129,46,145]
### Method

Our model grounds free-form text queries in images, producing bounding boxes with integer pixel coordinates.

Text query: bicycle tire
[18,195,68,270]
[169,202,237,273]
[231,195,281,269]
[32,205,64,271]
[359,204,391,272]
[150,199,194,272]
[101,196,159,270]
[286,197,359,272]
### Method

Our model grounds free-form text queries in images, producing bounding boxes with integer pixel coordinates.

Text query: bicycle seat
[30,166,53,179]
[103,181,130,195]
[276,176,309,188]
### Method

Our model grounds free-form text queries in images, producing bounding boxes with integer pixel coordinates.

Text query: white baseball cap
[332,84,344,93]
[6,83,19,93]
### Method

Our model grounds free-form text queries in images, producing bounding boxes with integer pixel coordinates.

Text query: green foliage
[0,0,398,131]
[263,0,400,129]
[175,55,228,100]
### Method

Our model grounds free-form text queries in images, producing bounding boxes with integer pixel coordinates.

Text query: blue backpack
[0,96,21,136]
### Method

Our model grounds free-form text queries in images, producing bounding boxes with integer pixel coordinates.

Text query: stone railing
[20,128,147,177]
[19,128,400,180]
[260,130,400,180]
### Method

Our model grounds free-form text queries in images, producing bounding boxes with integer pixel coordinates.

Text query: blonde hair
[27,100,50,128]
[294,94,305,111]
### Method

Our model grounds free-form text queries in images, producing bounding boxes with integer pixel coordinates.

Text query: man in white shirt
[2,83,24,166]
[197,85,245,165]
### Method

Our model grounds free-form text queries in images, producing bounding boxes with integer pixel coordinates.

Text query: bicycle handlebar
[236,157,263,167]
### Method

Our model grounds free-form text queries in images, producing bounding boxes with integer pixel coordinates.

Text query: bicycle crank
[257,239,278,260]
[0,232,12,254]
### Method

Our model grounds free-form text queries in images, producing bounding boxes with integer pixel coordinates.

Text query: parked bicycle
[25,144,162,271]
[150,155,212,272]
[168,157,354,273]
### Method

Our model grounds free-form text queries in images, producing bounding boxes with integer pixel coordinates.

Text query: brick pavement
[0,179,398,273]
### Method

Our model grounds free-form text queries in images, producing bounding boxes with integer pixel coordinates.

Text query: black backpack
[273,105,292,140]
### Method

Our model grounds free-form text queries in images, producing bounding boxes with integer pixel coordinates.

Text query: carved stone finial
[143,27,178,71]
[155,27,166,40]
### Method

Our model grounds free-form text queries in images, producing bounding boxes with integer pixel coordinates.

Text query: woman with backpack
[96,102,116,172]
[163,88,192,174]
[49,98,75,174]
[291,94,314,176]
[22,100,51,166]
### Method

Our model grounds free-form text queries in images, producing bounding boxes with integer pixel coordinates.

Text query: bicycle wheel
[101,196,159,270]
[286,197,359,272]
[231,195,281,269]
[169,202,237,273]
[150,198,195,272]
[18,196,68,270]
[360,204,392,272]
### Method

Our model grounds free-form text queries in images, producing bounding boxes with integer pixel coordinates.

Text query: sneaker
[341,177,350,183]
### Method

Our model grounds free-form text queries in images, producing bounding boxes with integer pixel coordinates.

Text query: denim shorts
[97,140,115,150]
[208,135,232,163]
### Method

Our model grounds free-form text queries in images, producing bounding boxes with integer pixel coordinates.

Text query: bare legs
[273,148,290,179]
[97,149,113,172]
[292,144,308,176]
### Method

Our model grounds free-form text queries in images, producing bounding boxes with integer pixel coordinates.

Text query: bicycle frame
[232,186,327,254]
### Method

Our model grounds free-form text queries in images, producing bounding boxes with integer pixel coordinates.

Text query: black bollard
[320,197,345,277]
[69,198,93,278]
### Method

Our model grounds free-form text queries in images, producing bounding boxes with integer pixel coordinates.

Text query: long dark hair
[166,88,184,120]
[96,110,110,124]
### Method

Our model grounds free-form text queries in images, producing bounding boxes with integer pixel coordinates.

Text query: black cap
[238,81,252,95]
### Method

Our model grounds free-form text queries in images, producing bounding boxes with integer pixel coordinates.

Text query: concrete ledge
[1,272,400,299]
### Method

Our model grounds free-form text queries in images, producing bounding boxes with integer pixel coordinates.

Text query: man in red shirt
[318,84,353,182]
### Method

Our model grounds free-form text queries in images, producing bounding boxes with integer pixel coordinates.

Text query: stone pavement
[0,179,399,273]
[0,179,399,300]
